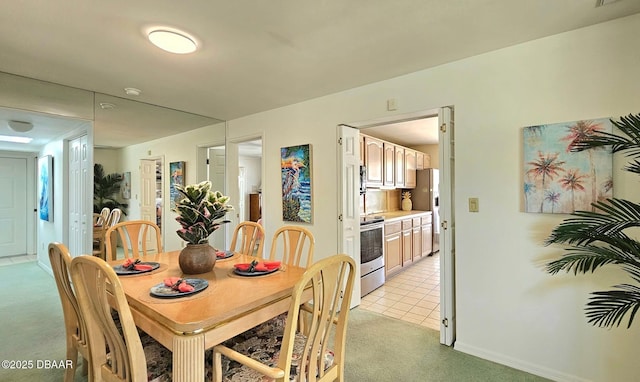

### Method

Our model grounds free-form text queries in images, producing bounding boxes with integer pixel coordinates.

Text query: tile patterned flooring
[359,251,441,331]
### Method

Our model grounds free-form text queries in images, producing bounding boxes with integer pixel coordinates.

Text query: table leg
[172,334,205,382]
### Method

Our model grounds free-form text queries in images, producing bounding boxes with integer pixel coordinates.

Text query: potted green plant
[545,113,640,328]
[174,180,233,274]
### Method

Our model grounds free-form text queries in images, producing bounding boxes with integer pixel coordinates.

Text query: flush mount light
[8,120,34,133]
[148,29,197,54]
[0,134,33,143]
[124,87,142,96]
[99,102,116,109]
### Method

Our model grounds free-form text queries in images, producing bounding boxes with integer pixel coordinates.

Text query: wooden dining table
[108,250,309,382]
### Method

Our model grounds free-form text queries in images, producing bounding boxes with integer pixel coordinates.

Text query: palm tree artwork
[559,169,587,212]
[523,118,613,213]
[545,113,640,328]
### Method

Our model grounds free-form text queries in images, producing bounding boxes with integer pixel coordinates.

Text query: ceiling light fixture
[0,135,33,143]
[148,29,197,54]
[124,87,142,96]
[99,102,116,109]
[8,120,34,133]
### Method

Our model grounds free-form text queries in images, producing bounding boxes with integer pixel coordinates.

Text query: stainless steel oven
[360,216,385,297]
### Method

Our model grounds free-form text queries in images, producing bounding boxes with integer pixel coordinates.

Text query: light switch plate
[469,197,479,212]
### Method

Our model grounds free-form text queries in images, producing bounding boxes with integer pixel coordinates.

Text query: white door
[140,159,160,245]
[208,147,226,250]
[0,157,27,257]
[68,135,90,257]
[338,124,361,307]
[438,106,455,346]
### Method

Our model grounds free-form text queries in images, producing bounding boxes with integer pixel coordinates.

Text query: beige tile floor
[359,251,440,331]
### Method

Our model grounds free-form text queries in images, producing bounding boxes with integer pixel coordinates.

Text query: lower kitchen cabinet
[402,219,413,266]
[384,221,403,276]
[384,213,433,277]
[421,214,433,257]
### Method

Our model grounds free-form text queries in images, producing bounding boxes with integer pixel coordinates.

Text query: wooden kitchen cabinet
[364,136,384,186]
[422,218,433,257]
[416,151,432,170]
[395,146,405,188]
[405,149,417,188]
[383,143,395,187]
[401,219,413,266]
[384,221,403,276]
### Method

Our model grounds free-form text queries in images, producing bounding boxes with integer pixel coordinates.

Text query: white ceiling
[1,0,639,150]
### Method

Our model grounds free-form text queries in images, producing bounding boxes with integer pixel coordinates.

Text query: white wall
[223,14,640,382]
[36,140,65,272]
[119,122,226,252]
[94,148,120,174]
[105,14,640,381]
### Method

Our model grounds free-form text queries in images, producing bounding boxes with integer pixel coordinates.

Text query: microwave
[359,165,367,195]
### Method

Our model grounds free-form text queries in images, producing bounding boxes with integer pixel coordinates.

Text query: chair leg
[213,351,222,382]
[81,358,88,376]
[64,345,77,382]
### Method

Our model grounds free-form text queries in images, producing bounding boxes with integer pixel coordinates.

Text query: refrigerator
[411,168,440,253]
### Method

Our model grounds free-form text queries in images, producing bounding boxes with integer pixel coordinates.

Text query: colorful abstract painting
[523,118,613,214]
[38,155,53,221]
[281,144,312,223]
[169,161,185,209]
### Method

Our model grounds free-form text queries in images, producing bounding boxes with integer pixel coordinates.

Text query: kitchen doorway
[339,105,455,345]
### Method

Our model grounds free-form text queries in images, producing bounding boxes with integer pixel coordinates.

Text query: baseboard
[454,341,592,382]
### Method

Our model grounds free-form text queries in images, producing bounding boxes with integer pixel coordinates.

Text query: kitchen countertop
[375,210,431,222]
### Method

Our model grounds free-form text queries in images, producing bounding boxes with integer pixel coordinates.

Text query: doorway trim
[339,106,456,345]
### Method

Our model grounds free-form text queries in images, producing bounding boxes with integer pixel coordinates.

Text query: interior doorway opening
[339,106,455,345]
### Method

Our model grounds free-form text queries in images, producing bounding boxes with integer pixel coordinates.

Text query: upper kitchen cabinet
[395,146,405,188]
[364,135,384,186]
[405,149,417,188]
[383,143,395,187]
[416,152,431,170]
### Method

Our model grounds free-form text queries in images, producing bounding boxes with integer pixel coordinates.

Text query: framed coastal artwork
[121,171,131,199]
[523,118,613,214]
[281,144,312,223]
[169,161,185,209]
[38,155,53,222]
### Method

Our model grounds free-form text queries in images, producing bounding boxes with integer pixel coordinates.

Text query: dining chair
[105,220,162,261]
[92,208,122,259]
[96,207,110,226]
[229,221,265,257]
[69,255,174,382]
[269,225,315,268]
[48,242,91,382]
[212,254,356,382]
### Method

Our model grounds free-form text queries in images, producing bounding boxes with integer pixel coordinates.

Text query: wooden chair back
[106,208,122,228]
[105,220,162,261]
[70,255,148,381]
[269,225,315,268]
[96,207,110,226]
[48,242,91,382]
[213,254,356,382]
[230,221,265,257]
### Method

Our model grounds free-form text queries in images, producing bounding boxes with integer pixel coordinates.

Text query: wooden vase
[178,243,216,274]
